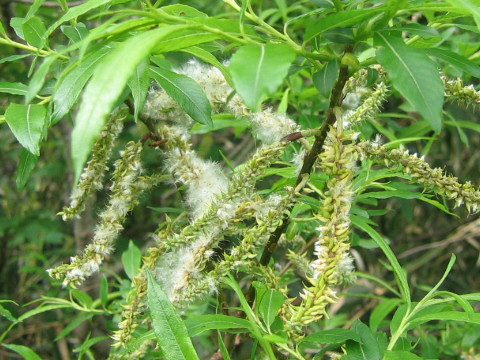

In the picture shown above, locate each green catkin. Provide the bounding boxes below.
[343,81,388,127]
[112,233,169,347]
[286,126,357,331]
[173,189,295,304]
[113,141,289,347]
[48,142,153,288]
[343,65,387,95]
[442,76,480,106]
[60,113,124,221]
[360,141,480,213]
[157,124,229,219]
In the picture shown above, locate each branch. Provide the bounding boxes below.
[252,46,354,297]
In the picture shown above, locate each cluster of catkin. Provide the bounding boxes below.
[47,58,480,356]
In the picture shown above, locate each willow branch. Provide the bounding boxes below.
[254,45,354,289]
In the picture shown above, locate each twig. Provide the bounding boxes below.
[246,45,354,302]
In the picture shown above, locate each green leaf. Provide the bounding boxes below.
[0,304,16,322]
[421,254,456,304]
[100,275,109,308]
[313,60,339,97]
[425,48,480,78]
[0,54,31,65]
[0,19,5,36]
[71,289,93,308]
[3,344,42,360]
[445,120,480,133]
[217,332,231,360]
[375,33,444,132]
[44,0,112,39]
[121,240,141,280]
[185,314,252,337]
[419,196,456,216]
[304,8,385,42]
[344,321,381,360]
[351,215,410,304]
[73,335,109,354]
[146,270,199,360]
[384,350,423,360]
[259,289,284,327]
[408,311,480,327]
[301,329,362,345]
[390,304,408,335]
[161,4,208,17]
[392,24,440,38]
[127,60,149,122]
[5,103,47,156]
[228,43,296,110]
[72,25,191,183]
[25,0,46,20]
[61,22,89,43]
[26,55,57,103]
[21,16,46,48]
[152,29,219,54]
[0,82,28,95]
[263,334,290,344]
[17,304,73,323]
[16,149,38,190]
[357,190,424,200]
[55,314,93,341]
[252,281,268,317]
[10,17,25,39]
[443,0,480,30]
[369,299,400,332]
[150,65,212,126]
[52,46,111,123]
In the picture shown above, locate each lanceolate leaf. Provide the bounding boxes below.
[228,43,296,110]
[26,55,57,103]
[384,351,423,360]
[3,344,42,360]
[0,19,5,36]
[72,25,193,183]
[61,22,90,43]
[150,65,212,126]
[146,270,199,360]
[304,8,385,42]
[16,149,39,190]
[151,29,219,55]
[53,46,112,123]
[344,321,381,360]
[443,0,480,29]
[375,33,444,132]
[301,329,362,345]
[258,289,284,327]
[185,314,252,337]
[44,0,112,39]
[313,59,339,97]
[351,214,410,305]
[121,241,141,280]
[0,82,28,96]
[369,298,401,332]
[127,60,150,122]
[425,48,480,78]
[5,103,47,156]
